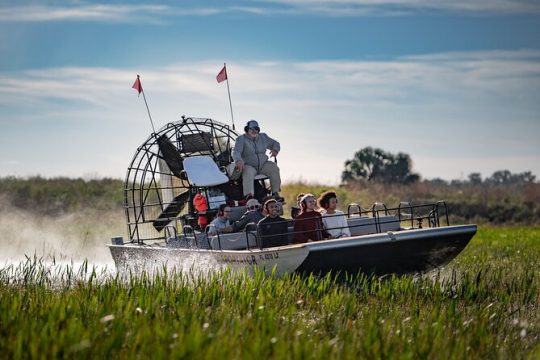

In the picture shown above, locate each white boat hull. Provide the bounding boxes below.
[108,225,477,276]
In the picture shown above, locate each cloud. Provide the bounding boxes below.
[0,3,227,24]
[261,0,540,15]
[0,4,172,23]
[3,50,538,109]
[0,0,538,23]
[1,50,539,182]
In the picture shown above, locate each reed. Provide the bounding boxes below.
[0,227,538,359]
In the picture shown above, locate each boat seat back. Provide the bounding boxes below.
[182,155,229,187]
[347,215,400,236]
[229,206,247,222]
[209,232,258,250]
[180,132,213,154]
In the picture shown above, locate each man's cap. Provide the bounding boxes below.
[246,120,260,131]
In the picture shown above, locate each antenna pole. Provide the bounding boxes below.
[134,74,156,134]
[224,63,235,130]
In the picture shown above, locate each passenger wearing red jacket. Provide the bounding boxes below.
[293,194,329,244]
[193,191,208,230]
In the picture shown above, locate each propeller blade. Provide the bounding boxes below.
[153,191,190,232]
[157,135,184,178]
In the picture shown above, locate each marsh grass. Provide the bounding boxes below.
[0,227,539,359]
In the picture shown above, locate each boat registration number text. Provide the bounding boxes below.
[217,252,280,265]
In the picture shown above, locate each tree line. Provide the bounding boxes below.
[342,146,537,186]
[0,149,538,225]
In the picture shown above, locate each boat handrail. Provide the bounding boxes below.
[347,203,362,217]
[163,225,178,244]
[434,201,450,227]
[398,201,415,228]
[245,223,258,250]
[135,201,453,247]
[205,224,221,250]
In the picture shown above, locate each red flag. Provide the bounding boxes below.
[216,65,227,83]
[132,75,143,94]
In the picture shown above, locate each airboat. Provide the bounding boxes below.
[108,117,476,276]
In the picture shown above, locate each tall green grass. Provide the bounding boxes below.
[0,227,538,359]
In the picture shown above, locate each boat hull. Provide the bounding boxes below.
[297,224,476,275]
[108,225,476,276]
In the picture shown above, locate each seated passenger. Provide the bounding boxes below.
[232,199,264,232]
[290,192,304,219]
[257,199,289,248]
[261,195,284,217]
[207,204,234,236]
[293,194,329,244]
[318,191,351,239]
[193,190,209,230]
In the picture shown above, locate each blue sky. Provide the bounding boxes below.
[1,0,539,184]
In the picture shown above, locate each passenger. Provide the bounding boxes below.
[232,120,283,201]
[293,194,330,244]
[193,190,209,230]
[207,204,233,236]
[232,198,264,232]
[257,199,289,248]
[261,195,284,217]
[290,192,305,219]
[318,191,351,239]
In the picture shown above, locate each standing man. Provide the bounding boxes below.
[232,120,282,201]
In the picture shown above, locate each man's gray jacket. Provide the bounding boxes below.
[232,133,280,171]
[233,210,265,232]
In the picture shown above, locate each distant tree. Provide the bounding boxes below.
[450,179,464,186]
[486,170,536,185]
[468,172,482,185]
[514,171,536,184]
[341,147,420,184]
[488,170,513,185]
[426,178,448,185]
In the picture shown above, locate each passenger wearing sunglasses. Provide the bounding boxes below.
[232,198,264,232]
[232,120,283,201]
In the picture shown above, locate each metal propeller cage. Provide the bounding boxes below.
[124,117,239,243]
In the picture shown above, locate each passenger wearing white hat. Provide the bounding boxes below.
[232,198,264,232]
[232,120,282,200]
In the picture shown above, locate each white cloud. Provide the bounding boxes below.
[261,0,540,15]
[0,50,539,182]
[0,4,173,23]
[0,0,538,23]
[0,4,228,24]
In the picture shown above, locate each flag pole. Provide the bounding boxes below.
[224,63,235,130]
[136,75,156,134]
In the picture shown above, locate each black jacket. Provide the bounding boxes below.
[257,216,289,248]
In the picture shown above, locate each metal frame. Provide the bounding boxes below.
[124,117,239,244]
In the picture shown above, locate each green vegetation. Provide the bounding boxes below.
[0,176,124,215]
[282,181,540,225]
[1,177,539,226]
[0,227,538,358]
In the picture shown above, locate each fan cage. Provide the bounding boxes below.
[124,117,238,243]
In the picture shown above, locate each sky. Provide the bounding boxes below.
[0,0,539,185]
